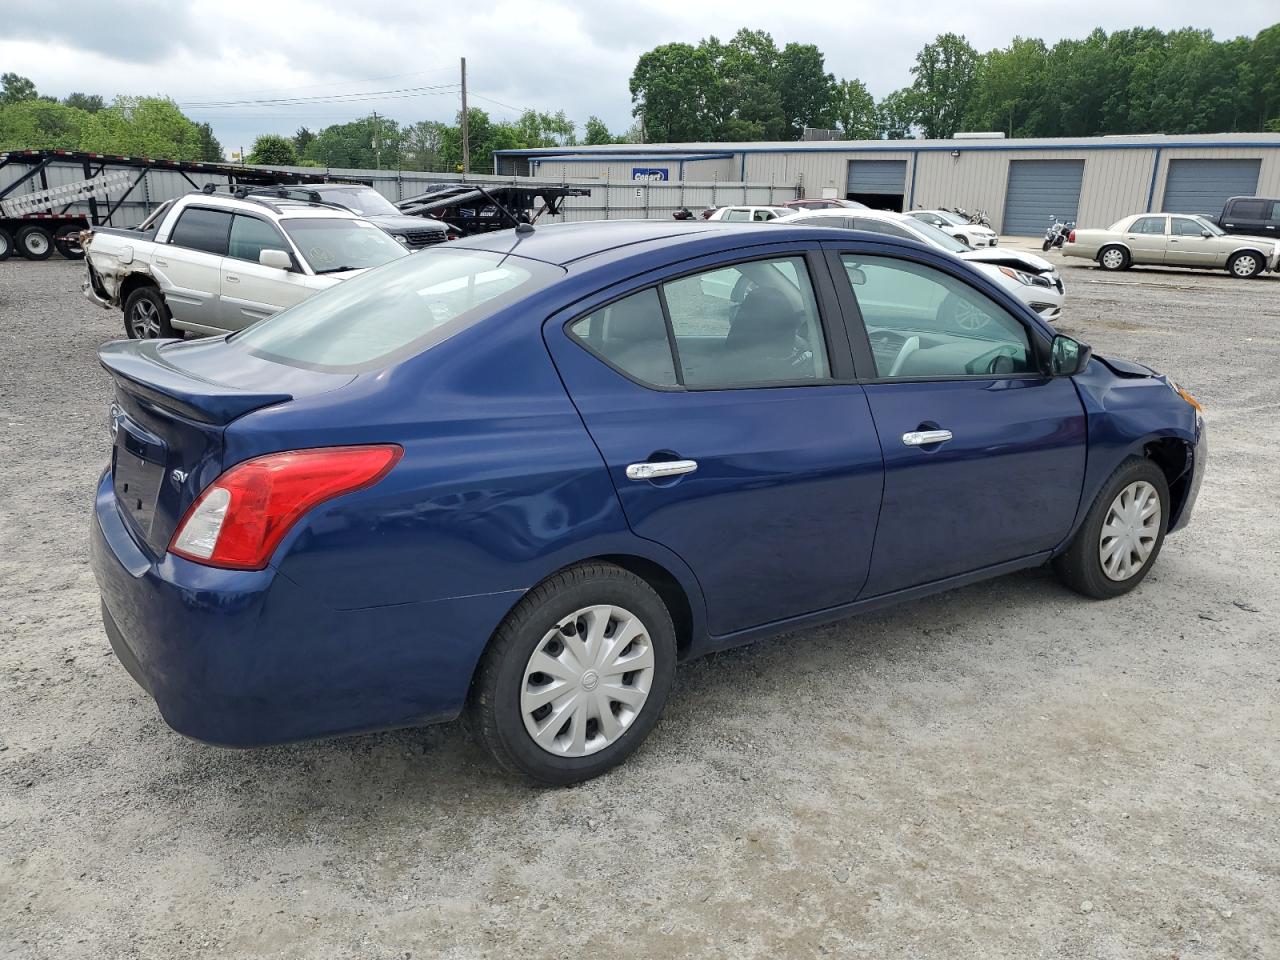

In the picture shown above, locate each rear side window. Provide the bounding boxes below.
[228,215,290,263]
[233,249,563,371]
[169,207,232,255]
[1130,216,1166,235]
[722,209,750,222]
[569,256,830,389]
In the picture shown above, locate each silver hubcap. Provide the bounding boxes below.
[1099,480,1161,581]
[25,233,49,255]
[1101,249,1124,269]
[520,604,655,757]
[1232,256,1256,277]
[130,300,161,338]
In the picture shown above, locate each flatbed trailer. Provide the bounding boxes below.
[0,149,332,261]
[396,183,590,235]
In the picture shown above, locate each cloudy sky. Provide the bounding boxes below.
[4,0,1277,154]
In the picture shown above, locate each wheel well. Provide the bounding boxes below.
[118,273,159,306]
[598,554,695,653]
[1144,437,1192,524]
[1097,243,1128,260]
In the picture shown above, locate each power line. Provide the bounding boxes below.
[178,67,458,101]
[468,92,536,115]
[180,82,460,109]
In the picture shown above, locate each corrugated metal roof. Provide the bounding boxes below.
[497,132,1280,157]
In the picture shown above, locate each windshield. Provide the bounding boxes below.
[280,218,407,273]
[325,187,401,217]
[232,248,564,371]
[901,217,971,253]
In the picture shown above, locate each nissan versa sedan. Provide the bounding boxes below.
[1063,213,1279,277]
[91,220,1206,785]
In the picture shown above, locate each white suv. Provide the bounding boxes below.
[84,192,408,338]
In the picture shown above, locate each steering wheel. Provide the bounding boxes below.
[888,335,920,377]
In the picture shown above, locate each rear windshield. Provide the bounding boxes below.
[232,248,564,371]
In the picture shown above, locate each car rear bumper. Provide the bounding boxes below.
[90,470,516,747]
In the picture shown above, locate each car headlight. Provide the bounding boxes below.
[998,265,1036,285]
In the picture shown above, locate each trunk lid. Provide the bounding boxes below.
[99,337,352,555]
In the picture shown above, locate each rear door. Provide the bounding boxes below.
[1122,215,1168,265]
[825,244,1087,596]
[545,245,884,637]
[219,214,314,329]
[159,206,232,328]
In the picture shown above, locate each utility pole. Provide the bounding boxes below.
[372,111,382,171]
[460,57,470,175]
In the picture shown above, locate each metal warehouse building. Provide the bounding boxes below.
[494,133,1280,235]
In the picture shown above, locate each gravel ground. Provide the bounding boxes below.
[1,252,1277,960]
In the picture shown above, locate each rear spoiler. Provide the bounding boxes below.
[99,340,292,425]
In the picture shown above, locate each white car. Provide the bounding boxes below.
[779,208,1064,322]
[705,205,793,223]
[84,192,408,338]
[909,209,999,247]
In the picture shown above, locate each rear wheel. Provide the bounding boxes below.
[1053,456,1169,599]
[1098,245,1130,271]
[15,225,53,260]
[469,562,677,785]
[1227,251,1263,279]
[123,286,178,339]
[53,225,86,260]
[0,228,12,261]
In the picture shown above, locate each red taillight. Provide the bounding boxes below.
[169,445,402,570]
[1067,229,1076,243]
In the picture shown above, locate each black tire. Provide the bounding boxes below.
[53,225,86,260]
[122,285,178,339]
[1097,245,1130,271]
[0,228,12,262]
[469,562,677,785]
[956,234,970,247]
[1227,251,1264,279]
[1042,238,1053,252]
[15,225,54,260]
[1052,456,1170,600]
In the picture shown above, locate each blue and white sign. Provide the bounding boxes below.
[632,167,670,182]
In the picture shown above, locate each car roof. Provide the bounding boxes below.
[785,207,911,223]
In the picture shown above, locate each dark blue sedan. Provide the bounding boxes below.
[91,221,1206,784]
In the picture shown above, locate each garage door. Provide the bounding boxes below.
[1161,159,1261,216]
[1002,159,1085,236]
[847,160,907,195]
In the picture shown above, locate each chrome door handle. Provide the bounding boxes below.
[225,275,240,283]
[626,459,698,481]
[902,429,952,446]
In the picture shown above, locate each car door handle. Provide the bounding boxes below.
[225,274,240,283]
[625,460,698,481]
[153,257,167,267]
[902,429,953,447]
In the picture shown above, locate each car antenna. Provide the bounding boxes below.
[471,184,534,234]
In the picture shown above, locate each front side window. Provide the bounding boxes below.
[228,215,291,263]
[279,218,407,273]
[854,218,918,241]
[840,254,1033,379]
[568,256,831,389]
[1171,217,1207,237]
[1130,216,1167,235]
[232,249,563,371]
[753,209,777,222]
[1230,199,1268,219]
[168,207,233,255]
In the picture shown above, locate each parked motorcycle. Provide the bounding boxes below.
[672,207,695,221]
[1043,215,1075,251]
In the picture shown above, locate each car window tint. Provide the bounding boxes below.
[793,216,852,228]
[1231,199,1268,219]
[840,254,1032,379]
[753,210,775,221]
[854,218,915,240]
[1171,217,1206,237]
[1130,216,1166,235]
[228,215,290,263]
[723,209,750,222]
[1270,201,1280,220]
[662,256,830,387]
[568,289,677,387]
[169,207,232,255]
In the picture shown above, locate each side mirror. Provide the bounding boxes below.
[259,249,292,270]
[1049,334,1092,377]
[1201,230,1212,239]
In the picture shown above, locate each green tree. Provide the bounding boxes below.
[831,78,877,139]
[80,96,207,160]
[62,92,105,113]
[293,126,315,154]
[195,122,223,162]
[302,115,402,169]
[0,98,88,150]
[514,109,576,147]
[964,37,1049,136]
[1248,24,1280,130]
[583,115,614,145]
[876,88,919,139]
[630,41,718,142]
[777,42,836,138]
[247,133,297,165]
[909,33,978,138]
[716,29,787,140]
[1,72,38,104]
[401,119,448,170]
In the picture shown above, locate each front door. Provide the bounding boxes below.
[1165,216,1220,268]
[826,246,1087,597]
[219,214,314,330]
[158,205,232,328]
[546,248,884,637]
[1122,215,1169,265]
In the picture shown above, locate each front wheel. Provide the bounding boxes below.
[1227,251,1263,279]
[469,563,677,785]
[1053,457,1169,599]
[1042,238,1053,252]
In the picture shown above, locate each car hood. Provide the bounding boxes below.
[960,248,1055,273]
[364,214,448,234]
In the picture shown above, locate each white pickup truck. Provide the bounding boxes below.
[83,192,408,339]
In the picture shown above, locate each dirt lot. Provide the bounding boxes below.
[1,251,1277,960]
